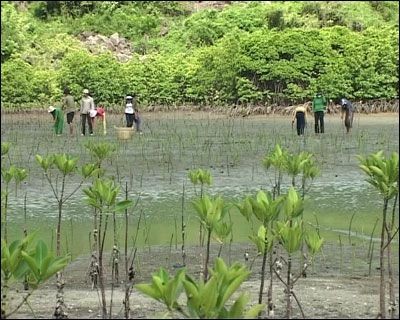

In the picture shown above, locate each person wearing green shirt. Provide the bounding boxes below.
[312,92,327,134]
[48,106,64,136]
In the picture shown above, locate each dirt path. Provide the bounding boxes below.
[6,276,387,319]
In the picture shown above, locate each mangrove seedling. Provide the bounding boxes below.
[84,141,117,176]
[188,168,213,247]
[358,151,399,319]
[263,144,288,198]
[299,154,320,200]
[192,195,229,282]
[1,234,70,319]
[84,141,117,288]
[35,153,97,318]
[275,187,324,319]
[1,165,28,244]
[135,257,265,319]
[83,178,132,319]
[236,190,283,316]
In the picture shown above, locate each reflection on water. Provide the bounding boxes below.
[2,113,399,257]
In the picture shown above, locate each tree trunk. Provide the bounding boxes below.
[267,250,275,316]
[203,229,212,282]
[258,248,268,304]
[98,213,108,318]
[387,193,397,319]
[286,254,292,319]
[379,199,388,319]
[124,182,131,319]
[1,278,9,319]
[54,200,67,319]
[53,272,67,319]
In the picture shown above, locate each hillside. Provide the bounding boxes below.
[1,1,399,110]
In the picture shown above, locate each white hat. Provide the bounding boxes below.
[83,89,89,94]
[48,106,55,113]
[126,95,133,99]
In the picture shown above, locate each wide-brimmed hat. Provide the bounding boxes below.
[83,89,89,94]
[48,106,55,113]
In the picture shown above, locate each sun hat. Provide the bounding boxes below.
[83,89,89,94]
[48,106,55,113]
[126,95,133,99]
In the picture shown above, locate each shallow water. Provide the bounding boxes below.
[1,112,399,258]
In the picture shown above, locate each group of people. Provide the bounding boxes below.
[291,93,354,136]
[49,88,353,137]
[48,89,141,136]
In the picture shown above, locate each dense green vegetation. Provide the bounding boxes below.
[1,1,399,110]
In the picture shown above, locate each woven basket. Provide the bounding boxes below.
[115,127,134,140]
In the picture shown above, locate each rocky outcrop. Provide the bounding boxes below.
[78,32,133,62]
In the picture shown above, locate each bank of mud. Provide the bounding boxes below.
[7,242,399,319]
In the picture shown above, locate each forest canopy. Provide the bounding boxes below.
[1,1,399,110]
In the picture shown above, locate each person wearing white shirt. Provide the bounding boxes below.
[291,105,308,136]
[124,94,142,133]
[80,89,95,136]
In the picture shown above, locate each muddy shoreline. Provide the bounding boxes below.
[6,242,399,319]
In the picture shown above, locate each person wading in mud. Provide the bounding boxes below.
[124,94,142,134]
[291,104,308,136]
[48,106,64,136]
[312,92,327,134]
[80,89,95,136]
[340,98,354,134]
[62,87,76,136]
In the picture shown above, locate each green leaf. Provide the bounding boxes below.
[220,270,249,307]
[42,256,69,281]
[228,293,248,318]
[34,240,48,266]
[115,200,132,212]
[244,303,266,318]
[136,283,161,300]
[21,251,40,281]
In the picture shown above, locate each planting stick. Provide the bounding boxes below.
[368,242,375,276]
[181,181,186,266]
[88,232,92,254]
[168,233,174,265]
[23,192,27,237]
[338,235,343,274]
[228,211,233,265]
[367,218,379,260]
[348,213,356,245]
[69,218,74,260]
[123,181,131,319]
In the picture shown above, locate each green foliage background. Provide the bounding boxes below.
[1,1,399,110]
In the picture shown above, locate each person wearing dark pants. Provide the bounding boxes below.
[312,92,327,134]
[81,113,93,136]
[80,89,95,136]
[124,94,142,133]
[62,87,76,136]
[125,113,134,128]
[314,111,324,134]
[291,105,307,136]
